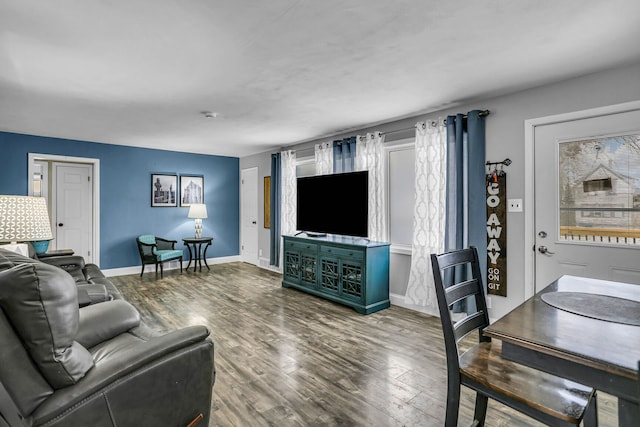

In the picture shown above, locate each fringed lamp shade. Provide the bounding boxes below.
[0,196,53,243]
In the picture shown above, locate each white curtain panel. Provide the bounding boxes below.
[314,141,333,175]
[355,132,386,242]
[280,150,297,265]
[404,120,446,313]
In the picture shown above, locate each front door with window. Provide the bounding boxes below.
[534,107,640,291]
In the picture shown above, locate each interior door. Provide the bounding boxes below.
[53,163,93,262]
[241,167,259,265]
[534,107,640,291]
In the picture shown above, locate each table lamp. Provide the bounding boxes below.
[0,195,53,254]
[188,204,207,238]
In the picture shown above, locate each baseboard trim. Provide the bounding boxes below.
[102,255,242,277]
[390,292,497,323]
[389,292,440,317]
[257,257,282,273]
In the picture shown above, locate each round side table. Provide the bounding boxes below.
[182,237,213,272]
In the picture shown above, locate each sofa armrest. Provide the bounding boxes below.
[32,326,214,426]
[77,300,141,348]
[83,263,106,280]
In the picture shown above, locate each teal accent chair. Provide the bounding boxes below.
[136,235,183,279]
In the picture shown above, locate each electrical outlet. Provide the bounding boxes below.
[486,296,492,309]
[508,198,523,212]
[259,249,263,257]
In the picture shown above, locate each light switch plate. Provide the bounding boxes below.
[508,199,523,212]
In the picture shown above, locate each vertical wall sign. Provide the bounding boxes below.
[486,170,507,296]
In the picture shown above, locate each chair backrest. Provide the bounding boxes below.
[430,247,490,370]
[137,235,156,246]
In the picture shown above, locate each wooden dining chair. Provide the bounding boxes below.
[430,247,598,427]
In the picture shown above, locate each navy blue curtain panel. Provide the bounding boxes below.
[333,137,357,173]
[445,110,486,312]
[467,111,487,284]
[269,153,282,266]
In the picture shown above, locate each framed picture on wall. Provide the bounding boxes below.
[151,174,178,207]
[264,176,271,229]
[180,175,204,207]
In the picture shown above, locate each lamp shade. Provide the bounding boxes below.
[188,204,208,219]
[0,195,53,242]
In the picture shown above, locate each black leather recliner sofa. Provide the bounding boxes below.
[0,249,215,427]
[38,255,123,306]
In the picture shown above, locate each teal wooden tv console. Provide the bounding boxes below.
[282,234,390,314]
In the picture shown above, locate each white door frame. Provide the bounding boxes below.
[523,100,640,299]
[240,166,259,265]
[28,153,100,265]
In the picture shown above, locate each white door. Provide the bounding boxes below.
[534,107,640,291]
[241,167,259,265]
[53,163,94,262]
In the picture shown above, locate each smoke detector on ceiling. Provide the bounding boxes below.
[201,111,218,119]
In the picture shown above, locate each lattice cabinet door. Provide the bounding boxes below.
[299,253,318,287]
[319,256,340,295]
[284,251,301,283]
[339,260,364,302]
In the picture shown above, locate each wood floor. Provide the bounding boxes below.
[110,262,618,427]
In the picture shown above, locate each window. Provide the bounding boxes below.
[558,133,640,246]
[385,139,415,253]
[294,142,417,253]
[296,157,315,177]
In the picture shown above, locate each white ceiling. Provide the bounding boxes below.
[1,0,639,158]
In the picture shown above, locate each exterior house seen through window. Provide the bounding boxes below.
[559,133,640,245]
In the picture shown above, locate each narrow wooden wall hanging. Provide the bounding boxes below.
[486,159,510,297]
[264,176,271,229]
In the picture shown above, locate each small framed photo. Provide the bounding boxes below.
[151,174,178,207]
[180,175,204,207]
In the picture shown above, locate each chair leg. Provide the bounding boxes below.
[140,264,145,277]
[160,262,164,279]
[473,393,489,427]
[444,377,461,427]
[583,393,598,427]
[180,257,183,274]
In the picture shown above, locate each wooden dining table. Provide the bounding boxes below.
[484,275,640,426]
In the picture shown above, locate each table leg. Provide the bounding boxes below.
[185,244,194,271]
[202,242,211,270]
[194,243,201,272]
[619,398,639,426]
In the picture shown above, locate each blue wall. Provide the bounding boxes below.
[0,131,240,269]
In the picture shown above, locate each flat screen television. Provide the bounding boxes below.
[296,171,368,238]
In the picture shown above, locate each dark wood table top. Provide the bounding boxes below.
[484,275,640,381]
[182,237,213,243]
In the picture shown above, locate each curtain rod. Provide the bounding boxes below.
[383,109,491,136]
[290,109,490,154]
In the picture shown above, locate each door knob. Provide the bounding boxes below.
[537,246,555,255]
[58,223,64,227]
[252,221,257,224]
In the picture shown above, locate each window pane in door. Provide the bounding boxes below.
[558,133,640,246]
